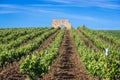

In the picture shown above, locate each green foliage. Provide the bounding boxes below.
[99,30,120,39]
[0,28,58,70]
[20,28,65,79]
[72,27,120,79]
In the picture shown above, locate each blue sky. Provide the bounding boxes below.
[0,0,120,29]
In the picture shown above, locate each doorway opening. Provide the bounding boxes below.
[61,25,65,29]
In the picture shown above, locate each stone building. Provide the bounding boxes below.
[52,19,71,29]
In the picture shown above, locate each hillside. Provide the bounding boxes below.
[0,27,119,80]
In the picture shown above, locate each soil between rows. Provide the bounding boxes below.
[0,29,61,80]
[40,30,97,80]
[76,30,100,52]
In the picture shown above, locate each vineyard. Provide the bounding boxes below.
[0,27,120,80]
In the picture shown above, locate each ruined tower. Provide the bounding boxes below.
[52,19,71,29]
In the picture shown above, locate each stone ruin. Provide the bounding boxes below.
[52,19,71,29]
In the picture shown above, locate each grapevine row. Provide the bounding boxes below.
[0,28,58,70]
[0,28,43,44]
[0,28,50,51]
[79,27,120,79]
[20,28,65,79]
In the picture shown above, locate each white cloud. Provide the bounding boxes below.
[48,0,70,4]
[45,0,120,9]
[0,4,17,8]
[0,3,118,25]
[0,4,22,14]
[0,4,64,15]
[0,10,18,14]
[0,4,105,22]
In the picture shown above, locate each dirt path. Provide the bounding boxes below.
[0,29,61,80]
[42,30,96,80]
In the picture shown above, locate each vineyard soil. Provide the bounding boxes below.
[0,29,60,80]
[0,28,119,80]
[76,30,100,52]
[40,30,97,80]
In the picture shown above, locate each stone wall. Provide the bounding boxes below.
[52,19,71,29]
